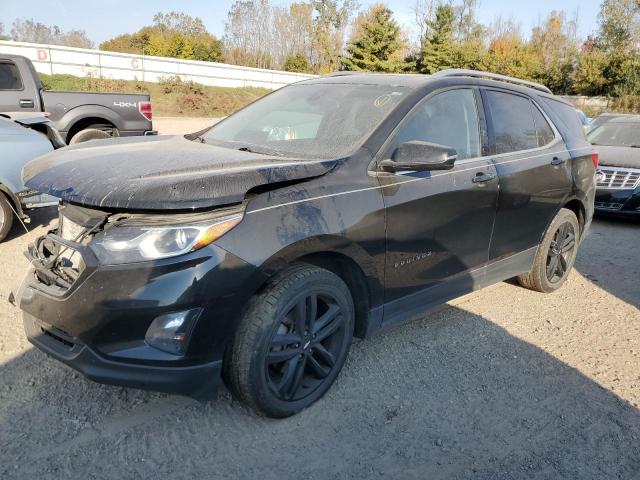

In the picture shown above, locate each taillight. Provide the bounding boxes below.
[591,149,599,169]
[139,101,152,121]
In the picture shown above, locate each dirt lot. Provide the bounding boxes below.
[153,116,218,135]
[0,150,638,477]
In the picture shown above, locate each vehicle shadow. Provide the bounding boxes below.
[1,305,638,479]
[574,216,640,309]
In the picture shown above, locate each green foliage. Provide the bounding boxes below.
[283,53,311,72]
[100,12,223,62]
[417,4,456,74]
[38,73,268,117]
[341,5,406,72]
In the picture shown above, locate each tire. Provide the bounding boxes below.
[224,263,355,418]
[518,208,580,293]
[69,128,113,144]
[0,194,14,242]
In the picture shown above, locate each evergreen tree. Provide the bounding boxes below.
[341,5,406,73]
[417,4,456,74]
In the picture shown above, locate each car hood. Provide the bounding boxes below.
[23,135,337,211]
[594,145,640,169]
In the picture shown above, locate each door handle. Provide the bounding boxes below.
[472,172,495,184]
[19,99,35,108]
[551,156,566,166]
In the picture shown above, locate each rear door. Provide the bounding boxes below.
[0,60,38,112]
[481,88,572,267]
[379,87,499,324]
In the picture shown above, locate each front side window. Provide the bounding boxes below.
[485,90,539,154]
[202,83,408,159]
[0,62,23,90]
[392,89,481,160]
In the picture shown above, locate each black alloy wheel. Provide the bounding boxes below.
[224,263,354,417]
[266,292,346,401]
[546,221,576,284]
[517,208,580,293]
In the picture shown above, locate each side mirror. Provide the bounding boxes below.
[379,141,457,172]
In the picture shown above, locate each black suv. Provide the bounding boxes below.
[18,70,596,417]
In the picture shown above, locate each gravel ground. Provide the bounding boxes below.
[0,208,638,479]
[153,116,219,135]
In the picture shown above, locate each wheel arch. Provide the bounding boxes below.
[249,235,383,339]
[66,116,118,143]
[57,105,123,141]
[562,198,586,234]
[0,183,24,218]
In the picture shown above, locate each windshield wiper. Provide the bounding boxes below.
[237,146,285,157]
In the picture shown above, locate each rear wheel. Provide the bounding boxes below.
[0,194,14,242]
[518,208,580,293]
[224,263,354,417]
[69,128,113,144]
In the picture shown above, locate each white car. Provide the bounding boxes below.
[0,112,63,241]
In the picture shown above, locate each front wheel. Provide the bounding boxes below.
[518,208,580,293]
[0,194,14,242]
[223,263,354,418]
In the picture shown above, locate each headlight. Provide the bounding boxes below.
[90,214,242,265]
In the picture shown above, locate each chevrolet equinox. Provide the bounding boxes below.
[18,70,597,417]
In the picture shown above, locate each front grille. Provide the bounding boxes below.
[597,167,640,190]
[595,201,623,210]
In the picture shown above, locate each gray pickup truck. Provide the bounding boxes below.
[0,54,156,143]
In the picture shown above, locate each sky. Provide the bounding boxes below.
[0,0,601,46]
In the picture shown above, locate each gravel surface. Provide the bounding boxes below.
[153,117,219,135]
[1,209,639,479]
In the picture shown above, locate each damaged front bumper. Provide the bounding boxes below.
[18,210,264,398]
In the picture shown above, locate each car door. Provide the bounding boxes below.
[480,88,572,270]
[376,87,499,325]
[0,60,38,112]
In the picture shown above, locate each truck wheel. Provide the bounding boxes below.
[518,208,580,293]
[69,128,113,144]
[0,194,14,242]
[224,263,354,418]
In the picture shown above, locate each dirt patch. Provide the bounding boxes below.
[0,208,638,479]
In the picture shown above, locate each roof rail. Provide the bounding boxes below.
[431,69,552,94]
[323,71,360,77]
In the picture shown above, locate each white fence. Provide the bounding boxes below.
[0,40,315,89]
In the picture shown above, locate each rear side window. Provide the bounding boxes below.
[530,103,555,146]
[485,90,538,154]
[0,62,23,90]
[539,97,586,140]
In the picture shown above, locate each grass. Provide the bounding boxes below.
[39,73,269,117]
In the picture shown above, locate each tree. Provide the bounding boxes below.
[101,12,223,62]
[597,0,640,52]
[284,53,311,72]
[312,0,359,72]
[341,4,406,72]
[530,11,579,94]
[10,18,93,48]
[224,0,274,68]
[417,4,456,74]
[0,23,9,41]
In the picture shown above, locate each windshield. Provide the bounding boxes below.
[588,122,640,147]
[201,83,408,159]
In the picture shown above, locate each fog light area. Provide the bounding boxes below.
[145,308,202,355]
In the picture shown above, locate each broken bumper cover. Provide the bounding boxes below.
[19,229,264,398]
[23,313,222,397]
